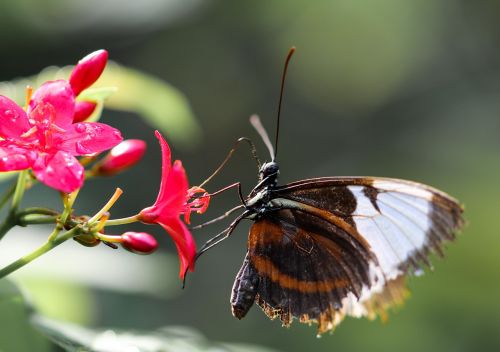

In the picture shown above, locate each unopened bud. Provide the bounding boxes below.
[121,232,158,254]
[95,139,146,176]
[73,101,97,122]
[69,49,108,96]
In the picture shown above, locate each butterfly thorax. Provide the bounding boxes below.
[245,161,280,219]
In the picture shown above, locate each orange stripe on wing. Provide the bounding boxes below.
[251,255,349,293]
[248,219,284,248]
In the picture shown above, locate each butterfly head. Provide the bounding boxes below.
[259,161,279,184]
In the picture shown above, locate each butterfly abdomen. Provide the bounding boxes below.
[231,253,260,319]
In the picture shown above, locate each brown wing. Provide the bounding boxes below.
[231,208,377,334]
[231,177,464,334]
[272,176,464,279]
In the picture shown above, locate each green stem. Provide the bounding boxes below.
[0,181,17,212]
[104,214,140,226]
[11,171,27,212]
[60,190,79,226]
[0,217,15,242]
[0,227,80,279]
[0,171,33,241]
[17,207,59,217]
[96,233,123,243]
[18,214,58,226]
[47,226,62,242]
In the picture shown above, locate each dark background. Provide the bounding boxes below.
[0,0,499,351]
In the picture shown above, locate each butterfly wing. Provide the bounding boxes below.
[230,177,464,334]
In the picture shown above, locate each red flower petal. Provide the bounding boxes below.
[156,160,189,217]
[138,159,188,223]
[73,101,97,123]
[0,143,35,171]
[29,81,75,128]
[69,50,108,96]
[32,151,84,193]
[59,122,123,155]
[0,96,30,139]
[153,131,174,205]
[158,218,196,279]
[138,131,207,281]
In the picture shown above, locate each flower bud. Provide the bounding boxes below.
[73,101,97,123]
[95,139,146,176]
[69,49,108,96]
[121,232,158,255]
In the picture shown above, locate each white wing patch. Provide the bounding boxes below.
[338,180,462,324]
[348,185,432,280]
[342,183,435,319]
[370,180,434,200]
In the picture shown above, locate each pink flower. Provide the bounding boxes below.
[138,131,210,279]
[0,80,122,192]
[95,139,147,176]
[121,232,158,255]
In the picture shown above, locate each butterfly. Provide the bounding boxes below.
[192,47,465,335]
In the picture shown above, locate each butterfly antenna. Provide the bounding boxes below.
[274,46,296,161]
[198,137,261,189]
[250,114,274,160]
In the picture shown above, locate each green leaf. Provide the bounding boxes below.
[0,62,201,149]
[95,63,202,148]
[78,87,118,102]
[33,316,280,352]
[0,279,51,352]
[76,87,118,122]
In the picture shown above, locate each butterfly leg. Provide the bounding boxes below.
[191,204,245,230]
[195,210,252,260]
[207,182,246,207]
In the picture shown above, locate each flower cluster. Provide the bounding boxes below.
[0,50,212,282]
[0,50,121,192]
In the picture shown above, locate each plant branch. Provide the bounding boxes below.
[0,226,81,279]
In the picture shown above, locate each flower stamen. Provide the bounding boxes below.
[20,126,38,139]
[24,86,33,111]
[88,188,123,225]
[181,186,211,224]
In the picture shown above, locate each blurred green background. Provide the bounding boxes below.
[0,0,499,351]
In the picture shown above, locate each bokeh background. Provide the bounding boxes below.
[0,0,499,351]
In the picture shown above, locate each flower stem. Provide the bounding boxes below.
[17,207,59,217]
[104,214,140,226]
[0,171,41,242]
[0,227,80,279]
[0,217,15,242]
[60,190,79,226]
[47,226,62,242]
[96,233,123,243]
[0,181,17,212]
[11,170,27,212]
[18,214,58,226]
